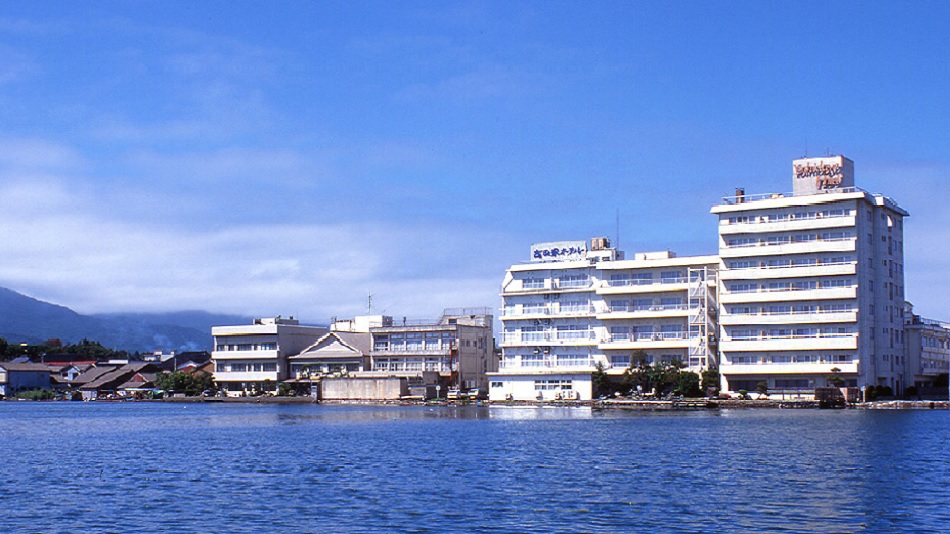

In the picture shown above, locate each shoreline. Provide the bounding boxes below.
[7,396,947,410]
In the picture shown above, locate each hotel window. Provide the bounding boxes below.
[260,342,277,351]
[406,333,424,351]
[262,363,277,372]
[230,363,247,372]
[661,271,684,283]
[631,273,653,285]
[522,278,544,289]
[236,344,253,351]
[558,274,589,288]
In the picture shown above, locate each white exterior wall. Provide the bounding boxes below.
[211,319,327,394]
[491,242,718,401]
[488,372,591,401]
[712,158,908,395]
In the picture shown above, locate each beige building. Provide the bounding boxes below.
[212,316,327,395]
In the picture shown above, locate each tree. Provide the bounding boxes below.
[676,371,702,397]
[623,359,684,397]
[155,371,214,396]
[592,362,612,397]
[701,367,720,395]
[827,367,845,387]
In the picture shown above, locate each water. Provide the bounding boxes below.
[1,403,948,533]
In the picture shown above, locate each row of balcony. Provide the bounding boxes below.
[509,277,717,294]
[721,332,859,352]
[719,286,856,304]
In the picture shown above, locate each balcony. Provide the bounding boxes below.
[370,346,453,357]
[501,329,597,347]
[505,278,594,295]
[500,304,594,318]
[722,362,859,376]
[720,237,856,258]
[719,286,856,304]
[719,215,856,235]
[497,357,597,372]
[597,278,706,295]
[719,262,857,281]
[596,304,689,320]
[598,331,692,350]
[721,332,859,352]
[719,310,858,326]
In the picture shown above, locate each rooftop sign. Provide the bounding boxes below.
[792,156,854,195]
[530,241,587,262]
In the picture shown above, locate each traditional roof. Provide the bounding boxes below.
[288,331,371,361]
[0,362,55,373]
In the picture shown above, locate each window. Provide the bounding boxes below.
[661,271,684,283]
[558,274,589,288]
[262,363,277,372]
[522,278,544,289]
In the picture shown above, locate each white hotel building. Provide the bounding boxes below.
[490,238,718,401]
[712,156,909,395]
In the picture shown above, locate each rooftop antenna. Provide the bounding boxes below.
[367,293,373,315]
[615,208,620,250]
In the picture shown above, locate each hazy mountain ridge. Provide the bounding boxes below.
[0,287,251,352]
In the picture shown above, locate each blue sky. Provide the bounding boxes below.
[1,1,948,323]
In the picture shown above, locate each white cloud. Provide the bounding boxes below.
[0,177,501,323]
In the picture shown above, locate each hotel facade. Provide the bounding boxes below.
[496,155,936,399]
[490,239,718,401]
[712,156,908,395]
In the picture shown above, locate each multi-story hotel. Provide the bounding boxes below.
[211,316,327,395]
[490,238,718,401]
[711,156,909,395]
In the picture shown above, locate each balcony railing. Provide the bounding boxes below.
[604,332,689,343]
[725,332,857,342]
[720,186,866,204]
[605,304,687,313]
[726,260,854,271]
[502,330,597,344]
[725,285,852,295]
[499,357,596,370]
[724,236,855,250]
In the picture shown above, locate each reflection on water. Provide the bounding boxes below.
[1,403,948,532]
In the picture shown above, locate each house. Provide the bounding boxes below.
[0,362,52,397]
[78,362,157,400]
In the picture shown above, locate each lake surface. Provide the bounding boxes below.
[1,403,947,533]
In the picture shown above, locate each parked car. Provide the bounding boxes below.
[466,388,487,400]
[446,388,461,400]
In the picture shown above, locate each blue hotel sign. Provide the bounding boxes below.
[531,241,588,262]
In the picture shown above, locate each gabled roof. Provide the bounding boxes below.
[80,363,157,391]
[0,362,55,373]
[288,331,371,361]
[71,365,121,386]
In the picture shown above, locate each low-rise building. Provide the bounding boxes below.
[211,316,327,396]
[904,302,950,393]
[0,362,52,397]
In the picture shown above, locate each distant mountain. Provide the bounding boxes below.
[0,287,252,353]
